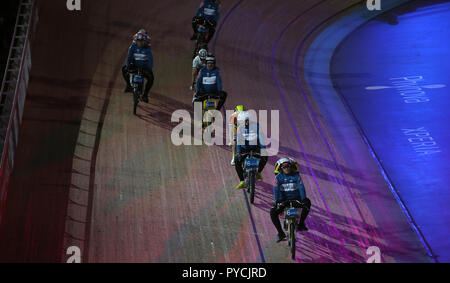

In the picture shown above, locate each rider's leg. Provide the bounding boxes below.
[234,154,245,181]
[255,155,268,181]
[208,27,216,42]
[192,92,205,104]
[122,65,132,92]
[206,20,217,43]
[234,155,247,189]
[216,91,228,110]
[258,155,268,174]
[205,27,216,44]
[298,198,311,227]
[230,125,237,165]
[143,69,154,100]
[191,16,202,39]
[270,204,287,241]
[232,135,237,158]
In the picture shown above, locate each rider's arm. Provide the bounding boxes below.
[147,47,154,70]
[236,126,244,154]
[296,175,306,201]
[126,44,135,67]
[192,68,198,86]
[216,72,223,92]
[273,175,281,203]
[214,10,220,23]
[228,115,236,144]
[257,124,266,149]
[196,70,203,93]
[195,3,204,17]
[192,58,200,85]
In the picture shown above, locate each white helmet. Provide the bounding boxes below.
[237,111,258,123]
[276,158,293,167]
[237,111,252,124]
[198,49,208,60]
[274,157,298,174]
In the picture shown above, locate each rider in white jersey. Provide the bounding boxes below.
[191,49,208,90]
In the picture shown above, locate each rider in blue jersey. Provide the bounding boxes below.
[191,0,221,41]
[122,30,154,103]
[193,54,227,111]
[234,111,268,189]
[271,158,311,242]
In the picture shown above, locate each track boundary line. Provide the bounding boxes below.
[330,41,438,262]
[270,0,351,262]
[295,0,436,262]
[293,0,379,254]
[83,53,126,263]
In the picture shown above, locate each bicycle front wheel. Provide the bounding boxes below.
[133,91,139,115]
[248,171,255,204]
[289,222,296,260]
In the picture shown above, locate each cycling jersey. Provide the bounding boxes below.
[126,42,153,70]
[195,0,220,23]
[274,172,306,202]
[196,67,222,94]
[236,123,266,153]
[193,55,206,69]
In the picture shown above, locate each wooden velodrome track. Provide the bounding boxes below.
[0,0,430,262]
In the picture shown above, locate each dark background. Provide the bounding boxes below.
[0,0,20,82]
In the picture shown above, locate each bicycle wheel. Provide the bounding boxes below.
[289,222,296,260]
[249,171,255,204]
[133,91,139,115]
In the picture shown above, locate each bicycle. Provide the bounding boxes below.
[129,67,145,115]
[242,150,261,204]
[282,200,302,260]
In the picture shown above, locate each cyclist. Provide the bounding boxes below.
[193,54,227,111]
[271,158,311,242]
[228,105,245,166]
[122,30,154,103]
[235,111,268,189]
[191,49,208,90]
[191,0,221,41]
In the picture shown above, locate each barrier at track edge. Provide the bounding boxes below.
[0,0,39,226]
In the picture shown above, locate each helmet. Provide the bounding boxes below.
[274,158,299,174]
[136,31,148,42]
[198,49,208,60]
[205,54,216,63]
[235,105,244,113]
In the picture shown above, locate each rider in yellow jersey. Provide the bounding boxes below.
[229,105,245,166]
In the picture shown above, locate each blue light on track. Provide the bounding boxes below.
[331,0,450,262]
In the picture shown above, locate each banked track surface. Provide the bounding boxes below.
[0,0,430,262]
